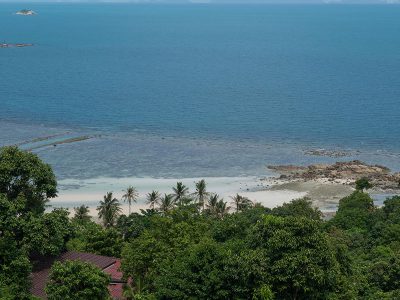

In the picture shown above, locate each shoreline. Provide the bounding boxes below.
[51,166,399,217]
[52,176,307,216]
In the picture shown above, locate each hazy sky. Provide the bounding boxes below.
[0,0,398,3]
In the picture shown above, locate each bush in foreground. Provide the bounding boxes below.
[46,260,110,300]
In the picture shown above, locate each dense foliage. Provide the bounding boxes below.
[46,260,110,300]
[1,146,400,299]
[0,147,69,299]
[0,146,57,214]
[117,194,400,299]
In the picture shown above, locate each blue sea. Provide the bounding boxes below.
[1,3,400,182]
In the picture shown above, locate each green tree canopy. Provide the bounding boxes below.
[154,238,265,299]
[72,205,91,224]
[121,213,212,294]
[67,221,122,257]
[117,213,151,240]
[0,146,57,214]
[0,194,32,299]
[330,191,375,230]
[23,208,71,256]
[355,177,373,191]
[97,192,122,228]
[250,215,342,300]
[272,197,322,220]
[383,196,400,223]
[0,146,67,298]
[0,194,70,298]
[46,260,110,300]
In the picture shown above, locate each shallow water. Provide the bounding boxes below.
[1,4,400,183]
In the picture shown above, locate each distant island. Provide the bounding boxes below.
[16,9,36,15]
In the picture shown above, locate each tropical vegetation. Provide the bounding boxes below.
[1,146,400,300]
[46,260,110,300]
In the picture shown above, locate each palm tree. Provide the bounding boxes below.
[172,182,189,206]
[193,179,209,211]
[97,192,122,227]
[158,194,175,215]
[207,194,230,218]
[206,193,220,214]
[215,199,230,219]
[241,197,254,211]
[230,193,253,213]
[122,186,139,215]
[72,205,91,223]
[230,194,242,213]
[146,190,161,209]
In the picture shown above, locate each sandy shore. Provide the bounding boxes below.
[51,174,393,217]
[53,176,306,216]
[268,179,354,212]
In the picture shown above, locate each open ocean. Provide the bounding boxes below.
[1,3,400,183]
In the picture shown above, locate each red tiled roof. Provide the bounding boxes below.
[60,251,116,270]
[104,260,125,299]
[31,251,125,299]
[104,259,123,280]
[30,256,57,299]
[108,282,125,300]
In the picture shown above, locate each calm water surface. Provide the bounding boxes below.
[1,4,400,180]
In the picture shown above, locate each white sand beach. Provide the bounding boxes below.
[53,176,307,216]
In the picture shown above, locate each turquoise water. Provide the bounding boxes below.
[1,4,400,180]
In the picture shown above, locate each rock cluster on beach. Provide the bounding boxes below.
[268,160,400,191]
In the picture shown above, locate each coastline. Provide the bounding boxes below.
[2,123,400,217]
[52,170,398,217]
[53,176,307,216]
[50,175,352,217]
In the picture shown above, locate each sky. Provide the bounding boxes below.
[0,0,398,3]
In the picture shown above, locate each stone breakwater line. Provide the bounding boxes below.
[0,43,33,48]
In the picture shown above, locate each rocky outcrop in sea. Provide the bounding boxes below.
[268,160,400,191]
